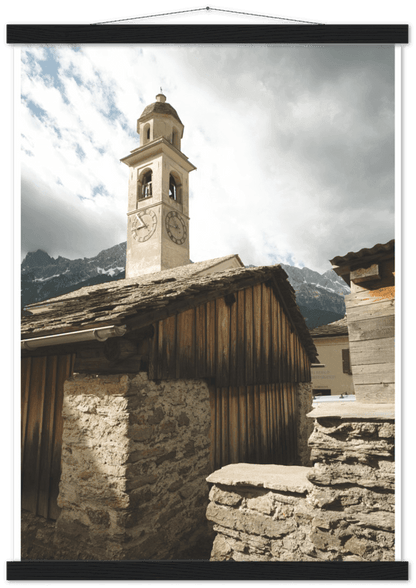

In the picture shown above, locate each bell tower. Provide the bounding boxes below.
[121,93,196,277]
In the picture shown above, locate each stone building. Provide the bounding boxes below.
[20,94,318,560]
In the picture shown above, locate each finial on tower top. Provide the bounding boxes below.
[156,93,166,103]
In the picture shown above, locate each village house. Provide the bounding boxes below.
[21,94,318,560]
[310,317,354,397]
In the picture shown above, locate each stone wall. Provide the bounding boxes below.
[51,372,213,560]
[21,510,58,560]
[206,403,395,562]
[296,382,314,466]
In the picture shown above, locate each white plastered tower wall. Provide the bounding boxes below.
[121,94,196,277]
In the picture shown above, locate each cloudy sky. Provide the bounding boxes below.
[20,43,395,273]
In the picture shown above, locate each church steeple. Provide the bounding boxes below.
[121,94,196,277]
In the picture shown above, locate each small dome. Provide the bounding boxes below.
[138,95,183,126]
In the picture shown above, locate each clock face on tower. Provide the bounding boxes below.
[131,209,157,242]
[165,211,187,245]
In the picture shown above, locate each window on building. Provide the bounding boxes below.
[147,127,150,140]
[141,171,152,199]
[313,389,331,396]
[169,174,177,200]
[342,348,352,374]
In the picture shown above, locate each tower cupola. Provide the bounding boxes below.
[137,93,184,150]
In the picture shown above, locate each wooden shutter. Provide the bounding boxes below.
[342,348,352,374]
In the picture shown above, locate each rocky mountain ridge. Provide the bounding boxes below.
[21,243,349,328]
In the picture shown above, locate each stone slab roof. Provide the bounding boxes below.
[330,239,394,268]
[310,316,348,338]
[22,256,318,362]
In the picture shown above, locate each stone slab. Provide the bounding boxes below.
[206,463,313,493]
[307,402,394,421]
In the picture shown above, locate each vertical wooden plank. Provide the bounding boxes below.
[229,297,238,386]
[238,385,248,462]
[221,386,229,466]
[271,293,280,383]
[271,383,282,464]
[304,349,311,382]
[236,290,246,387]
[259,384,268,463]
[293,336,299,383]
[21,356,47,514]
[291,382,298,464]
[280,305,287,383]
[247,385,256,462]
[253,384,262,463]
[216,297,231,387]
[253,284,262,385]
[245,288,254,385]
[49,353,74,521]
[215,386,223,470]
[279,382,289,464]
[195,305,207,378]
[206,301,216,378]
[176,308,196,379]
[21,357,31,462]
[298,338,304,381]
[229,386,239,464]
[148,320,159,380]
[289,330,295,384]
[267,384,274,463]
[156,320,165,380]
[159,315,177,379]
[261,283,272,385]
[282,382,292,464]
[37,355,58,519]
[209,384,216,472]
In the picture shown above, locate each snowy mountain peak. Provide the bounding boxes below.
[280,263,350,296]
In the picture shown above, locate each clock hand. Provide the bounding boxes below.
[135,213,148,230]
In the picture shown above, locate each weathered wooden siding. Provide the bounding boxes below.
[210,383,298,470]
[149,282,311,387]
[346,280,395,403]
[21,353,74,520]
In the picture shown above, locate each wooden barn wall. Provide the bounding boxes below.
[149,282,311,387]
[345,286,395,401]
[21,353,75,520]
[210,383,298,471]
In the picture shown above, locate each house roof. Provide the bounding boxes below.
[22,257,318,362]
[330,239,394,268]
[309,317,348,338]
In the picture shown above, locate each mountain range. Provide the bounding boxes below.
[21,243,349,328]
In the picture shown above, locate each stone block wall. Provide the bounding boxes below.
[206,404,395,562]
[296,382,314,466]
[52,372,213,560]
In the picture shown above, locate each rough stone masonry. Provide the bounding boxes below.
[207,403,395,562]
[51,372,212,560]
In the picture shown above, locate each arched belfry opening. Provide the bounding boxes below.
[169,172,182,203]
[143,123,151,144]
[138,169,153,200]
